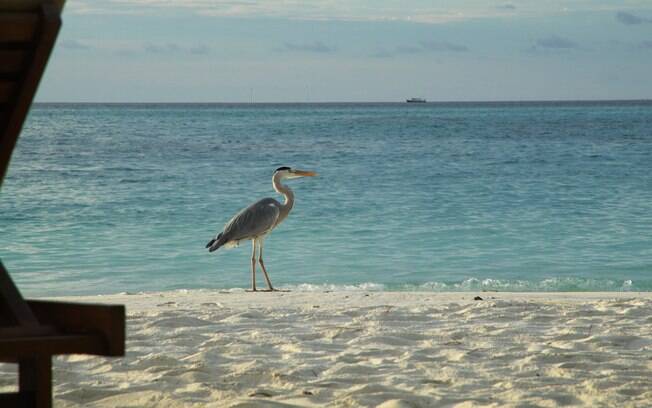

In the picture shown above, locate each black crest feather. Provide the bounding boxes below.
[275,166,291,172]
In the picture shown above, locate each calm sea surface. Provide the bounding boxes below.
[1,102,651,296]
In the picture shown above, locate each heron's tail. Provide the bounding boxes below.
[206,233,224,252]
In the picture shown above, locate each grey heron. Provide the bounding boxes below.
[205,166,317,291]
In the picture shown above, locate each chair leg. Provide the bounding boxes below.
[19,357,52,408]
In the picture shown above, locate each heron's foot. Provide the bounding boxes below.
[260,288,291,292]
[246,288,258,292]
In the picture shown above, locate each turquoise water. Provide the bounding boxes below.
[1,102,652,296]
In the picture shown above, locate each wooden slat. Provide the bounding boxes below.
[0,81,16,103]
[20,357,51,408]
[0,50,28,75]
[0,108,7,131]
[0,263,39,327]
[0,0,65,13]
[0,325,56,339]
[0,392,35,408]
[0,13,39,43]
[1,3,60,185]
[27,300,126,356]
[0,334,108,358]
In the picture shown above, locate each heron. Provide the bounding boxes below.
[205,166,317,291]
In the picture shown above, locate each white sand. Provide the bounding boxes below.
[2,291,652,407]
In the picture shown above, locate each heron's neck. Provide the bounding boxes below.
[273,175,294,213]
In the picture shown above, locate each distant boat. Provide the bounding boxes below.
[406,98,426,103]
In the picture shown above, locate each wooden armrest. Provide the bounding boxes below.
[0,334,109,358]
[0,325,56,339]
[26,300,125,356]
[0,392,34,407]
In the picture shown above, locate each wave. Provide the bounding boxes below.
[276,277,643,293]
[60,277,645,298]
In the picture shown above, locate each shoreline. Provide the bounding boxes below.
[48,290,652,315]
[4,291,651,407]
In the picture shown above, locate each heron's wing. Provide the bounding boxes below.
[221,198,281,242]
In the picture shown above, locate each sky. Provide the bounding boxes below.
[36,0,652,102]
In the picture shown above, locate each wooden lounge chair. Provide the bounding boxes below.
[0,1,126,407]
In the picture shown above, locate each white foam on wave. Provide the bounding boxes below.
[94,278,645,298]
[412,277,639,292]
[281,282,386,292]
[276,278,642,293]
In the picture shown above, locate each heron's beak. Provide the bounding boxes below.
[293,169,317,177]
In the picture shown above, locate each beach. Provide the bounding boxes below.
[2,290,651,407]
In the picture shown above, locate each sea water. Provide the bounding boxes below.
[1,102,651,296]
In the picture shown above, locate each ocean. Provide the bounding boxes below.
[1,101,651,296]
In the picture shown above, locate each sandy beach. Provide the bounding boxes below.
[2,291,652,407]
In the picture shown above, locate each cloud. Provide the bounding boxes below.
[73,0,479,23]
[189,44,210,55]
[144,42,211,55]
[421,41,469,52]
[64,1,652,27]
[370,49,393,58]
[615,11,651,25]
[145,43,181,53]
[395,45,422,54]
[282,41,335,53]
[60,39,92,50]
[533,35,579,50]
[65,0,557,24]
[371,40,469,58]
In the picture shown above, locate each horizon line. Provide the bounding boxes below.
[33,98,652,105]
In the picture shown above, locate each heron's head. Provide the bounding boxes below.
[274,166,318,180]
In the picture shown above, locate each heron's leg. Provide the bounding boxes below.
[250,239,257,291]
[258,239,275,291]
